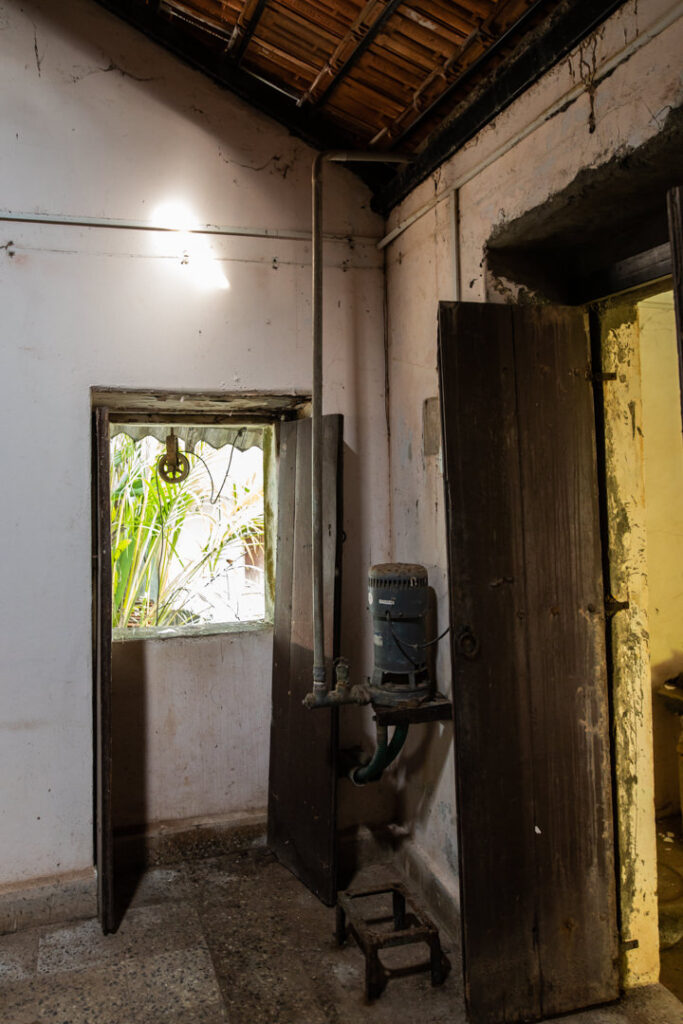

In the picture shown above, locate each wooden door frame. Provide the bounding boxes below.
[587,272,681,989]
[92,405,115,933]
[90,390,311,933]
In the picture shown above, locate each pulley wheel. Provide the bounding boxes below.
[157,451,190,484]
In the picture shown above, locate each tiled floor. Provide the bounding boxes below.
[1,838,682,1024]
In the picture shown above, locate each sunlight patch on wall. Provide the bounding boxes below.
[151,200,230,291]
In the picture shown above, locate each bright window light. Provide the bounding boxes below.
[110,429,265,631]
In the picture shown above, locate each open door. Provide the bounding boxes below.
[438,303,618,1023]
[92,406,115,934]
[267,415,342,906]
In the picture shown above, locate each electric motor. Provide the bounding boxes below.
[368,563,433,706]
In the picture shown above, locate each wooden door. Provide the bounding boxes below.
[267,415,343,905]
[92,406,115,934]
[438,302,618,1023]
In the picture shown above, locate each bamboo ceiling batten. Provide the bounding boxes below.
[95,1,547,143]
[94,0,629,209]
[153,0,540,145]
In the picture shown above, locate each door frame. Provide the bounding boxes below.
[90,388,309,933]
[588,275,680,988]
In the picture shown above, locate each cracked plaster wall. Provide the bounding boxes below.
[384,0,681,980]
[0,0,388,887]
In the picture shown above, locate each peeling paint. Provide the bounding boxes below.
[600,299,659,987]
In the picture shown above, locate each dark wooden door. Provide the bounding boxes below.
[92,406,115,934]
[267,415,343,905]
[438,302,618,1024]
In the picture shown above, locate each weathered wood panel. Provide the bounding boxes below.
[511,305,618,1016]
[93,406,115,935]
[267,415,342,906]
[438,302,541,1022]
[438,301,618,1023]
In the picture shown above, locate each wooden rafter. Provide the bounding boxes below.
[300,0,406,109]
[374,0,628,212]
[95,0,630,211]
[369,0,535,148]
[227,0,270,62]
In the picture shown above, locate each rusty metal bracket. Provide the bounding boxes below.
[604,593,630,617]
[590,371,618,382]
[336,883,449,1001]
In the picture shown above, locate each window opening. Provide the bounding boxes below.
[110,422,266,635]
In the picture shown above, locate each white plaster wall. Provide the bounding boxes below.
[385,0,683,929]
[0,0,388,885]
[111,630,273,828]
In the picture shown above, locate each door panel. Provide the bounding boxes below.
[437,303,540,1018]
[92,406,115,934]
[268,415,342,906]
[438,302,618,1023]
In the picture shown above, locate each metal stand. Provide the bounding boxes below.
[336,883,449,1001]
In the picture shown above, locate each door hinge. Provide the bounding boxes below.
[605,594,630,616]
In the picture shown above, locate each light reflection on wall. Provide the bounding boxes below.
[151,200,230,291]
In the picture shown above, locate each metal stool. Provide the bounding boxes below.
[336,882,449,1001]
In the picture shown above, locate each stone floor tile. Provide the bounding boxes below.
[120,948,227,1024]
[0,978,39,1024]
[0,930,39,982]
[34,962,131,1024]
[37,902,204,975]
[3,848,678,1024]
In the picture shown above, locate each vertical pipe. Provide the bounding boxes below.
[312,153,326,691]
[450,188,461,303]
[310,151,410,699]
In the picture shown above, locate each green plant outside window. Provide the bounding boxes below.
[110,432,265,630]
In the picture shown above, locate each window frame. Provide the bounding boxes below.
[91,388,310,643]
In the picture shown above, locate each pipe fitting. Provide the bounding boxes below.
[302,677,371,709]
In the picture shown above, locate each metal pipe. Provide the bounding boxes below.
[310,151,410,697]
[311,152,326,691]
[0,208,380,244]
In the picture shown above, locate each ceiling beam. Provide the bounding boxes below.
[92,0,371,160]
[370,0,544,149]
[312,0,405,109]
[227,0,270,64]
[373,0,628,214]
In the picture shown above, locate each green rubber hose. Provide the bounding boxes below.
[350,723,409,785]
